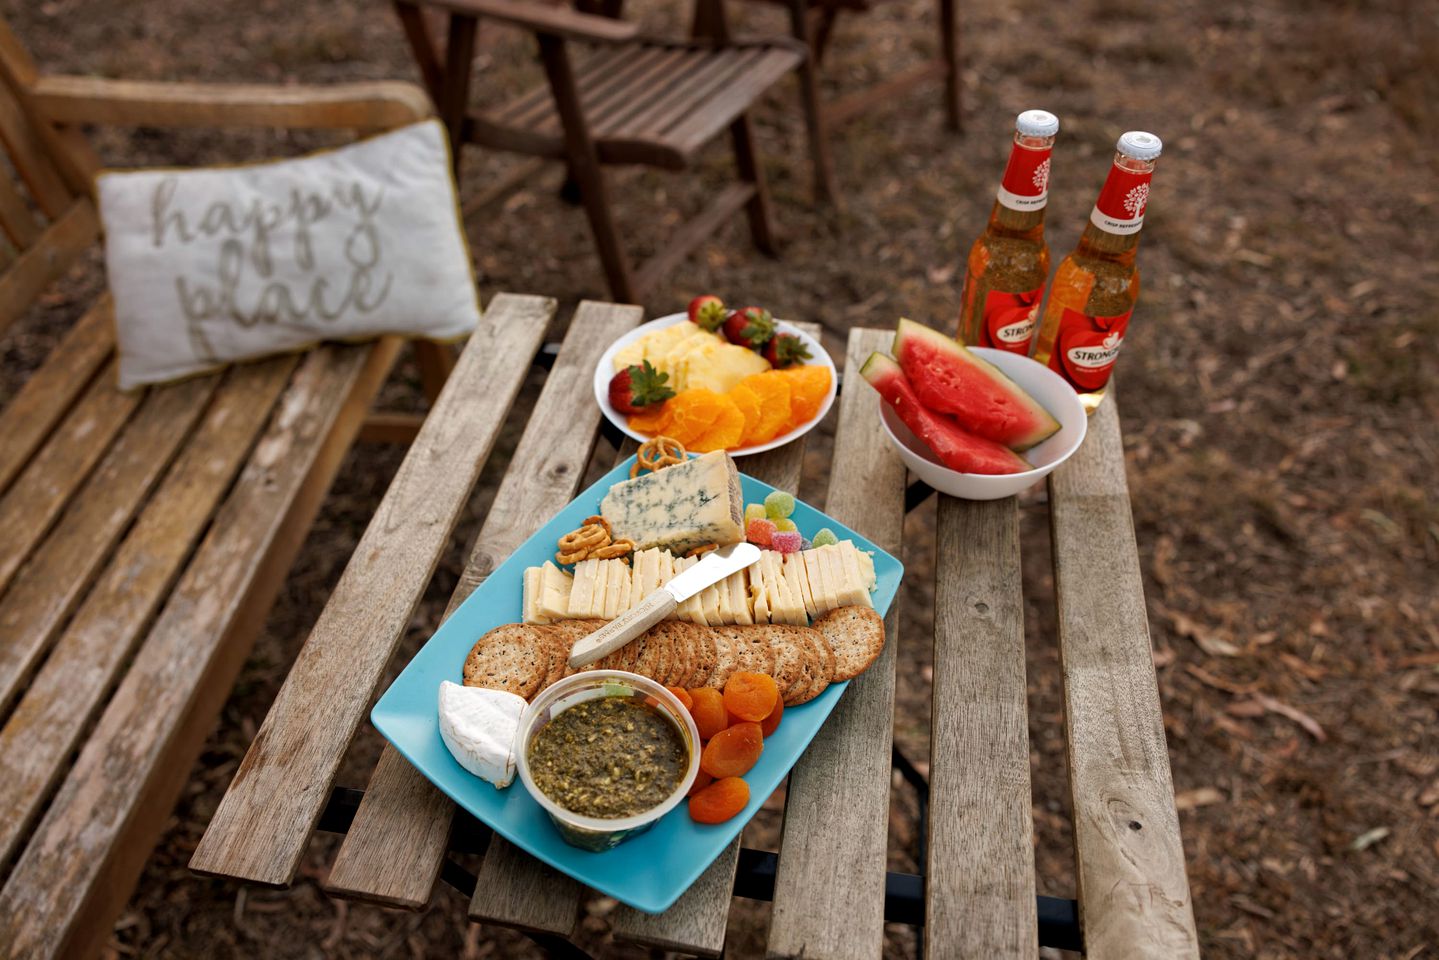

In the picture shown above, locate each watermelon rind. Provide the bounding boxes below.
[891,318,1060,451]
[860,353,1032,475]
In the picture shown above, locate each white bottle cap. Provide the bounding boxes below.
[1117,130,1162,160]
[1016,110,1059,138]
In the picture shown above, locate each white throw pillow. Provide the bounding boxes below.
[98,120,480,390]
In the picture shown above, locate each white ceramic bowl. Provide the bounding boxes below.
[515,670,701,852]
[877,347,1088,501]
[593,312,837,457]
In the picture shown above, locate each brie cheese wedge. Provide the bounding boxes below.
[438,681,526,789]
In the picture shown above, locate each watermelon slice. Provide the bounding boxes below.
[860,353,1032,475]
[891,318,1060,450]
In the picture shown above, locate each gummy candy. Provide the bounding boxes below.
[746,518,776,547]
[771,531,803,554]
[773,518,798,533]
[811,528,838,548]
[744,503,768,523]
[764,490,795,519]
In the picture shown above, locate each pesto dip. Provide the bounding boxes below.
[527,696,688,819]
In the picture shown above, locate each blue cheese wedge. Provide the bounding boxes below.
[438,681,525,788]
[600,452,745,555]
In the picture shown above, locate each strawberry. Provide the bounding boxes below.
[688,294,727,332]
[722,306,775,351]
[763,333,813,369]
[608,360,675,415]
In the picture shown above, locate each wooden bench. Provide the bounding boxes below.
[191,309,1201,957]
[0,20,447,959]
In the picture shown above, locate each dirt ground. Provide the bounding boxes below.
[4,0,1438,957]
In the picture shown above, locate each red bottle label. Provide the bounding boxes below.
[1048,306,1132,391]
[997,144,1052,212]
[980,287,1042,353]
[1090,166,1152,235]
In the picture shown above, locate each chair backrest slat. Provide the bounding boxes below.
[0,82,72,220]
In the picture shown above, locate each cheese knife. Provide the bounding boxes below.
[568,542,761,669]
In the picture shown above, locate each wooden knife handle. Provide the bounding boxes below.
[568,589,678,669]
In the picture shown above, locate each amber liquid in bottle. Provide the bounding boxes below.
[1033,146,1158,412]
[958,128,1054,353]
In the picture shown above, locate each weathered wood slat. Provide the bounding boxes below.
[325,300,641,913]
[0,81,72,217]
[666,49,802,152]
[30,76,433,131]
[0,171,40,248]
[929,495,1038,958]
[189,294,554,888]
[0,373,218,718]
[767,327,907,960]
[1048,395,1199,959]
[0,293,113,494]
[0,196,98,336]
[0,359,295,866]
[0,342,385,959]
[0,355,138,596]
[609,408,813,957]
[608,50,750,140]
[529,45,669,135]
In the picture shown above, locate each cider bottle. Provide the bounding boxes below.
[956,109,1058,354]
[1032,130,1162,412]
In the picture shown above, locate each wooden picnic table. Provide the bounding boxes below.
[190,294,1200,958]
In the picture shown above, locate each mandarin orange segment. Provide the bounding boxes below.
[688,776,749,824]
[728,384,763,446]
[628,401,672,435]
[779,365,832,424]
[687,687,729,740]
[689,394,745,452]
[664,389,726,445]
[700,721,764,778]
[736,373,792,445]
[723,672,779,722]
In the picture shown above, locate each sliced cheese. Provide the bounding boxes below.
[614,559,633,614]
[538,561,572,621]
[699,581,722,627]
[851,542,878,591]
[750,555,771,623]
[600,452,745,555]
[568,559,600,619]
[727,570,754,625]
[438,681,525,788]
[837,542,875,607]
[590,558,612,619]
[786,552,817,620]
[522,567,547,624]
[772,552,806,625]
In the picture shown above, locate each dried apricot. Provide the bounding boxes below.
[688,687,729,740]
[723,672,779,722]
[667,686,694,711]
[778,365,832,424]
[700,722,764,778]
[759,697,784,737]
[689,394,746,452]
[688,776,750,824]
[687,769,715,797]
[735,373,792,445]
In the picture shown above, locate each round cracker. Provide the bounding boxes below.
[462,624,548,699]
[814,606,885,681]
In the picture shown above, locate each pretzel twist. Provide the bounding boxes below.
[631,436,688,478]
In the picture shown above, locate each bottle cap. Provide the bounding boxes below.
[1116,130,1162,160]
[1015,110,1059,138]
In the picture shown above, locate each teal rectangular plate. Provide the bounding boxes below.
[371,457,903,914]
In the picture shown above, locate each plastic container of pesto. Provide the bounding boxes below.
[516,670,701,852]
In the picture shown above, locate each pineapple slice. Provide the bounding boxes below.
[686,343,772,394]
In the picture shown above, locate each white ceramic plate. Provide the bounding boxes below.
[593,312,837,458]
